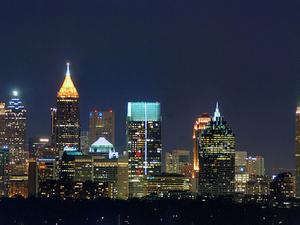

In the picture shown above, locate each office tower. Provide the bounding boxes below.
[0,102,5,147]
[5,91,27,174]
[89,137,118,159]
[80,131,89,154]
[8,175,28,198]
[147,173,191,197]
[296,105,300,197]
[127,102,162,198]
[193,113,211,173]
[270,172,296,198]
[55,63,80,156]
[0,146,9,197]
[88,109,115,146]
[235,151,249,194]
[198,103,235,196]
[246,156,265,177]
[165,149,192,176]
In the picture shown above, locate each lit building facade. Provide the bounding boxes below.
[235,151,249,194]
[295,105,300,197]
[165,149,191,176]
[55,63,80,156]
[270,172,296,198]
[147,173,191,197]
[246,175,270,196]
[88,109,115,146]
[193,113,211,173]
[0,102,5,147]
[246,156,265,177]
[5,91,27,175]
[127,102,162,198]
[198,103,235,196]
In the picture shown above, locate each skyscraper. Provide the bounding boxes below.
[127,102,162,198]
[193,113,211,173]
[5,91,27,174]
[88,109,115,146]
[198,103,235,196]
[55,63,80,156]
[295,105,300,197]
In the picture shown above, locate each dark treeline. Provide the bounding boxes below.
[0,198,300,225]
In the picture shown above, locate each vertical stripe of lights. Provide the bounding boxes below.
[144,102,148,175]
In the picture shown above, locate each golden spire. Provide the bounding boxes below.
[57,62,79,98]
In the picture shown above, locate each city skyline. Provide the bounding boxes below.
[0,65,297,174]
[0,1,298,174]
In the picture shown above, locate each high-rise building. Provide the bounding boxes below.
[127,102,162,198]
[5,91,27,175]
[295,105,300,197]
[246,156,265,177]
[165,149,192,176]
[88,109,115,146]
[198,103,235,196]
[235,151,249,194]
[193,114,211,173]
[0,102,6,147]
[55,63,80,156]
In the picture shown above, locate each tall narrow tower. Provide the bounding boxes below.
[295,105,300,197]
[55,63,80,156]
[5,91,27,174]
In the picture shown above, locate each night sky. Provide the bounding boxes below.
[0,0,299,173]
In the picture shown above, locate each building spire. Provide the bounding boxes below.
[57,62,79,98]
[66,62,70,76]
[213,102,221,121]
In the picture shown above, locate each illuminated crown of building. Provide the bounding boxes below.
[57,62,79,98]
[213,102,221,121]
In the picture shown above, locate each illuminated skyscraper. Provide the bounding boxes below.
[193,113,211,173]
[88,109,115,146]
[198,103,235,196]
[296,105,300,197]
[127,102,162,198]
[55,63,80,156]
[5,91,27,174]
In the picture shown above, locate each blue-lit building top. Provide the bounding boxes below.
[127,102,160,121]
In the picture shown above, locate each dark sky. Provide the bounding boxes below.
[0,0,299,174]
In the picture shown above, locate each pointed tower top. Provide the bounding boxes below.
[66,62,70,76]
[57,62,79,98]
[213,102,221,121]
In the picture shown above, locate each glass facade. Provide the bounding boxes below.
[198,103,235,196]
[127,102,162,198]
